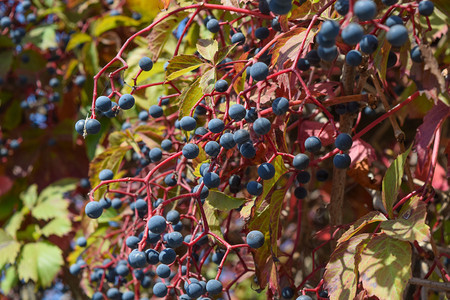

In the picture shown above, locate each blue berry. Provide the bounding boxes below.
[240,142,256,158]
[166,210,180,224]
[139,57,153,71]
[106,288,120,299]
[317,33,335,49]
[153,282,168,297]
[99,197,112,209]
[359,34,378,54]
[293,154,310,170]
[0,16,12,28]
[166,231,183,248]
[200,163,211,176]
[250,62,269,81]
[80,178,90,189]
[296,171,311,184]
[259,0,271,14]
[156,264,171,278]
[180,116,197,131]
[294,186,307,199]
[208,119,225,133]
[139,110,149,121]
[386,25,408,47]
[306,50,321,66]
[335,133,353,150]
[333,153,351,169]
[161,139,172,151]
[247,181,263,196]
[145,249,160,264]
[253,117,271,135]
[77,236,87,247]
[203,172,221,188]
[385,15,403,27]
[195,127,208,136]
[258,163,275,180]
[164,174,177,186]
[341,23,364,45]
[233,129,250,144]
[206,19,220,33]
[112,198,122,209]
[148,215,167,234]
[49,77,60,88]
[229,104,246,121]
[246,230,264,248]
[320,20,340,40]
[269,0,293,15]
[149,148,162,162]
[99,169,114,181]
[318,46,338,61]
[245,107,258,123]
[297,58,310,71]
[206,279,223,295]
[122,291,134,300]
[159,248,176,264]
[255,27,270,40]
[418,0,434,16]
[126,236,140,249]
[128,249,147,268]
[272,17,282,31]
[272,97,290,115]
[149,105,163,118]
[382,0,398,5]
[205,141,221,157]
[104,101,119,118]
[316,169,329,181]
[95,96,111,112]
[220,132,236,149]
[231,32,245,45]
[69,263,81,275]
[74,75,86,86]
[75,119,85,135]
[215,79,228,93]
[186,282,204,298]
[346,50,362,66]
[282,287,294,299]
[354,0,377,21]
[193,185,209,199]
[335,0,349,15]
[119,94,135,110]
[410,45,423,63]
[304,136,322,153]
[92,292,103,300]
[182,143,200,159]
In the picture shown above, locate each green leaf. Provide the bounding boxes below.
[66,32,92,52]
[178,77,203,118]
[92,15,139,37]
[0,50,13,78]
[147,9,190,60]
[32,198,69,221]
[23,25,57,50]
[207,190,245,211]
[380,196,430,243]
[337,211,387,246]
[199,67,216,94]
[324,234,370,300]
[21,184,38,209]
[41,218,72,237]
[17,242,63,288]
[261,156,287,201]
[166,55,205,81]
[373,33,390,81]
[197,39,218,62]
[37,178,77,205]
[382,145,412,218]
[202,200,223,239]
[0,229,21,270]
[359,234,412,300]
[1,266,18,294]
[3,99,22,130]
[5,212,24,238]
[213,44,236,65]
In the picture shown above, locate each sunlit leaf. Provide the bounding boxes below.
[166,54,204,81]
[0,229,21,270]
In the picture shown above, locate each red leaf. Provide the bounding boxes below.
[349,138,377,166]
[298,120,335,147]
[414,100,450,172]
[0,176,13,196]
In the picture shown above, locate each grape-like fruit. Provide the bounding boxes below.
[182,143,200,159]
[253,117,271,135]
[246,230,265,248]
[206,279,223,295]
[139,57,153,71]
[386,25,408,47]
[147,215,167,234]
[49,77,60,88]
[0,16,12,28]
[304,136,322,153]
[149,105,163,118]
[245,107,258,123]
[156,264,171,278]
[296,171,311,184]
[99,197,111,209]
[258,162,275,180]
[215,79,228,93]
[146,249,160,264]
[208,118,225,133]
[99,169,114,181]
[294,186,307,199]
[320,20,340,40]
[282,287,295,299]
[205,141,221,157]
[180,116,197,131]
[111,198,122,209]
[106,288,120,300]
[233,129,250,144]
[74,75,86,86]
[382,0,398,5]
[318,46,338,61]
[293,153,309,170]
[297,58,311,71]
[334,0,349,15]
[305,49,321,66]
[153,282,168,297]
[385,15,403,27]
[272,97,289,115]
[166,231,184,248]
[126,236,140,249]
[410,45,423,63]
[159,248,176,264]
[269,0,293,15]
[92,292,103,300]
[229,104,246,121]
[240,142,256,158]
[333,153,351,169]
[247,181,263,196]
[271,17,282,31]
[231,32,245,45]
[76,237,87,247]
[186,282,204,298]
[166,210,180,224]
[354,0,377,21]
[255,27,270,40]
[359,34,378,54]
[341,23,364,45]
[95,96,112,112]
[259,0,271,14]
[139,110,149,121]
[220,132,236,149]
[203,172,221,188]
[346,50,362,66]
[335,133,353,150]
[128,249,147,268]
[418,0,434,16]
[161,139,172,151]
[75,119,85,135]
[118,94,135,110]
[250,62,269,81]
[296,296,313,300]
[206,19,220,33]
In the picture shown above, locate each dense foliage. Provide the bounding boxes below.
[0,0,449,299]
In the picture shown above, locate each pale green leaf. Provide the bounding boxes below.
[92,15,139,37]
[178,78,203,118]
[41,218,72,237]
[65,32,92,52]
[337,211,387,246]
[359,234,412,300]
[197,39,218,62]
[21,184,38,209]
[37,179,77,205]
[5,212,24,238]
[0,50,13,78]
[207,190,245,211]
[1,266,18,294]
[0,229,21,270]
[213,44,236,65]
[24,25,57,50]
[199,67,216,94]
[202,201,223,239]
[166,54,205,81]
[32,198,69,221]
[382,145,412,218]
